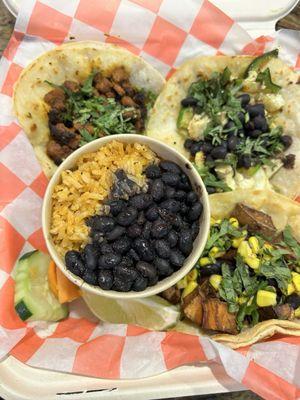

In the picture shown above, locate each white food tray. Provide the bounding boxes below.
[0,0,299,399]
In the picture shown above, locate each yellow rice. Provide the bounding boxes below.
[50,140,157,255]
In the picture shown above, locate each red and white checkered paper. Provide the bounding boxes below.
[0,1,299,399]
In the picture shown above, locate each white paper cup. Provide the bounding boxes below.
[42,134,210,299]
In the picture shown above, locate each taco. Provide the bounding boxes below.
[147,51,300,199]
[13,41,165,177]
[163,189,300,348]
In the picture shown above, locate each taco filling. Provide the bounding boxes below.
[161,203,300,334]
[44,68,156,165]
[179,51,295,194]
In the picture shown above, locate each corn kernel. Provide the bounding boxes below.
[248,236,259,254]
[187,268,198,282]
[209,246,225,259]
[177,276,188,289]
[210,217,217,225]
[286,283,295,296]
[263,243,273,251]
[232,230,247,248]
[238,296,247,305]
[256,290,277,307]
[209,274,222,290]
[244,255,260,269]
[182,281,198,298]
[295,306,300,318]
[229,217,239,228]
[237,241,252,258]
[199,257,211,267]
[292,272,300,292]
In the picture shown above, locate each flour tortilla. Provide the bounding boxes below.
[13,41,165,177]
[173,189,300,348]
[146,55,300,199]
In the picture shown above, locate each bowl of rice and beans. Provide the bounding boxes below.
[42,135,210,298]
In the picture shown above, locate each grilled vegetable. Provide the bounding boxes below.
[244,49,279,78]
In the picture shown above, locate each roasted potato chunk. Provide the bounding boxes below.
[160,286,181,305]
[202,298,238,334]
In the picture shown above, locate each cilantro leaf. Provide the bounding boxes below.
[283,225,300,258]
[259,261,291,291]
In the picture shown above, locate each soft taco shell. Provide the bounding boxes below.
[174,189,300,348]
[146,55,300,198]
[13,41,165,177]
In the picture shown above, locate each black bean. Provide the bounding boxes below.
[188,202,203,221]
[165,186,176,199]
[237,112,245,124]
[186,191,198,204]
[205,155,214,164]
[98,253,122,269]
[108,200,126,216]
[227,134,238,151]
[172,215,184,231]
[128,248,140,262]
[83,244,98,270]
[246,103,265,118]
[142,221,152,239]
[248,129,261,139]
[169,250,185,268]
[184,139,194,150]
[145,205,159,222]
[106,225,126,241]
[160,199,181,213]
[238,154,252,169]
[245,121,255,133]
[167,230,178,247]
[114,265,138,282]
[202,142,213,154]
[116,206,138,226]
[180,203,189,215]
[200,262,222,277]
[82,270,97,285]
[181,96,198,107]
[113,236,131,255]
[160,160,182,174]
[207,187,216,194]
[65,250,85,277]
[178,230,193,255]
[133,238,155,262]
[145,164,161,179]
[127,223,142,238]
[238,93,250,108]
[91,231,104,244]
[98,269,114,290]
[237,127,245,136]
[151,219,170,238]
[155,239,171,259]
[178,173,192,191]
[99,242,113,254]
[211,145,227,160]
[224,120,236,133]
[132,274,148,291]
[137,211,146,226]
[119,255,134,268]
[286,294,300,309]
[151,179,165,201]
[89,216,115,233]
[129,193,153,210]
[162,172,180,187]
[191,221,199,240]
[281,135,293,149]
[136,261,158,286]
[190,142,203,156]
[253,115,268,132]
[113,277,132,292]
[174,190,186,201]
[154,257,173,277]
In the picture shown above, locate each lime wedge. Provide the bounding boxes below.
[82,291,180,331]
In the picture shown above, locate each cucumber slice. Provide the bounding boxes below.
[14,251,68,322]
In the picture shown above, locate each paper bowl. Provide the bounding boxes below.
[42,134,210,299]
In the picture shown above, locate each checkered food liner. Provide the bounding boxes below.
[0,1,299,399]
